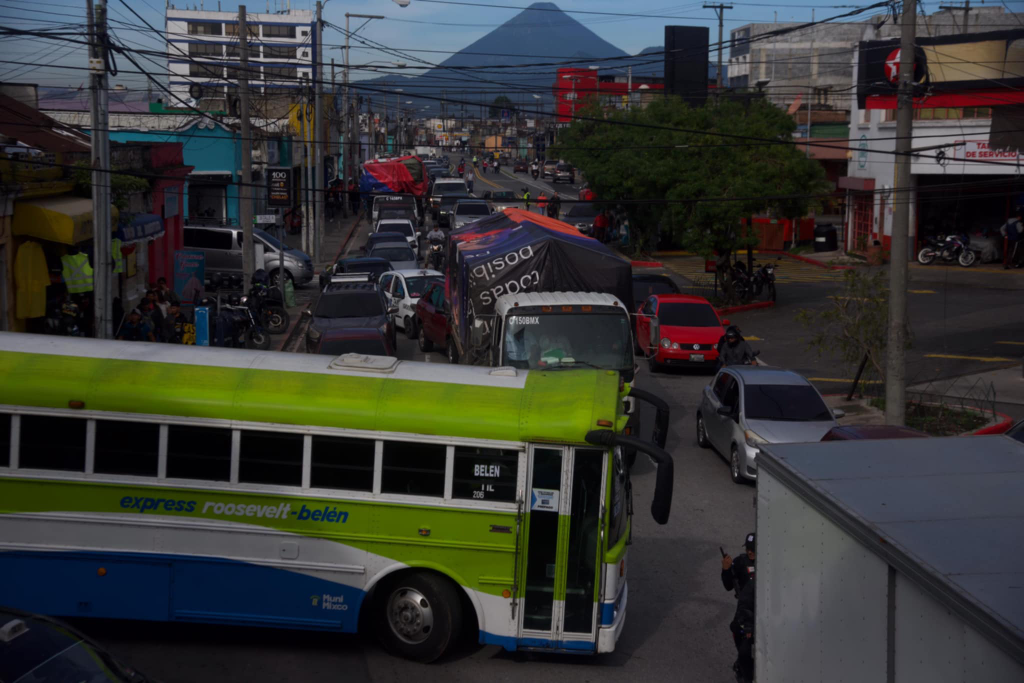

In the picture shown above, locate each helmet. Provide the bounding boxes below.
[228,293,242,306]
[251,268,269,286]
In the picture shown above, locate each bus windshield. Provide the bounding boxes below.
[502,312,633,375]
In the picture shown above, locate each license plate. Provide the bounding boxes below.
[691,354,705,362]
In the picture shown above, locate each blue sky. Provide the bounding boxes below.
[4,0,1019,92]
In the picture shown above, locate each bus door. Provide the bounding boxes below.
[520,446,606,651]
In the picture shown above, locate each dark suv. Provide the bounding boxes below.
[305,282,396,353]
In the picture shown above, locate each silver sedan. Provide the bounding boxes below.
[696,366,840,483]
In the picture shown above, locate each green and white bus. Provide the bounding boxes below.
[0,334,673,662]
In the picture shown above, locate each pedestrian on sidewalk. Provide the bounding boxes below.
[494,157,500,174]
[347,178,360,216]
[594,209,610,242]
[546,194,561,221]
[482,159,489,173]
[537,192,548,216]
[465,167,475,194]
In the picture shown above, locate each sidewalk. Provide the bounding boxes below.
[822,361,1023,430]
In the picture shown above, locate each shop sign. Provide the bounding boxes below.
[267,167,293,207]
[953,141,1019,161]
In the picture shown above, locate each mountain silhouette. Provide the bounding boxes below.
[405,2,632,113]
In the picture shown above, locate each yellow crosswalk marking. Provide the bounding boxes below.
[924,353,1015,362]
[909,289,936,294]
[996,341,1024,346]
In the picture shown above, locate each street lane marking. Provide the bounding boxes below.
[744,335,761,341]
[909,289,936,294]
[924,353,1015,362]
[808,377,883,383]
[996,341,1024,346]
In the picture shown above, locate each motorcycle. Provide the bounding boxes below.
[729,262,755,303]
[205,295,272,350]
[750,261,777,302]
[428,237,445,271]
[47,299,83,336]
[248,269,290,334]
[917,233,976,267]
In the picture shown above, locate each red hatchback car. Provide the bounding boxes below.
[636,294,728,372]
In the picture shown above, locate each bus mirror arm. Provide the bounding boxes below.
[627,387,670,451]
[585,430,673,526]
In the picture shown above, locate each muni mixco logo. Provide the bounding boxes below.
[310,593,348,611]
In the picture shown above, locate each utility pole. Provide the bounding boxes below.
[626,65,632,110]
[939,1,970,33]
[88,0,111,338]
[704,3,732,90]
[806,8,814,157]
[885,0,917,426]
[301,76,311,257]
[238,5,254,289]
[313,1,323,263]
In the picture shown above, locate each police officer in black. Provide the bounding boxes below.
[722,532,755,595]
[722,533,756,681]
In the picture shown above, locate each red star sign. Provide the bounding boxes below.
[885,48,901,84]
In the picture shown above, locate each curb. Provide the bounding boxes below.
[761,250,854,271]
[716,301,776,315]
[973,411,1015,435]
[631,260,664,268]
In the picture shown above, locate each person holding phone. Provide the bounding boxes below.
[721,532,755,595]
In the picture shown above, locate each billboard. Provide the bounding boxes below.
[857,28,1024,110]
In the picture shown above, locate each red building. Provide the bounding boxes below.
[553,68,665,123]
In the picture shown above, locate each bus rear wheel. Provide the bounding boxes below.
[374,571,463,663]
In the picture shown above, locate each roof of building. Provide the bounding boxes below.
[759,436,1024,664]
[0,92,90,153]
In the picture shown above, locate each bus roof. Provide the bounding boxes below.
[0,334,620,445]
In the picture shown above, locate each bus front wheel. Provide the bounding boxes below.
[374,571,463,663]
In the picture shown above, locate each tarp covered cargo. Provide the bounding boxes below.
[448,208,632,358]
[359,155,428,197]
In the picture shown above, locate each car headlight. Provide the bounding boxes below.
[660,338,670,349]
[744,429,767,447]
[308,327,322,341]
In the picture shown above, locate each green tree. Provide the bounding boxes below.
[489,95,514,119]
[550,97,829,283]
[795,270,910,386]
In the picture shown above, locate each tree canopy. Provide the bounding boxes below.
[550,96,829,259]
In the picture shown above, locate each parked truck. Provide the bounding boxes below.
[447,209,664,465]
[755,435,1024,682]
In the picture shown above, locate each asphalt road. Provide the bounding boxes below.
[69,170,755,683]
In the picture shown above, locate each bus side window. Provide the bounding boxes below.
[239,431,304,486]
[19,415,86,472]
[0,414,10,467]
[166,424,232,481]
[94,420,159,477]
[451,446,517,502]
[381,441,446,497]
[310,435,375,491]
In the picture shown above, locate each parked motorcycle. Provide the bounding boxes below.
[248,269,290,334]
[730,262,755,303]
[205,294,272,350]
[917,234,976,267]
[47,298,83,336]
[750,261,778,302]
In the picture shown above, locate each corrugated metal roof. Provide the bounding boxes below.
[0,92,90,153]
[759,436,1024,664]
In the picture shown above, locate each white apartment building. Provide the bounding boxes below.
[166,5,314,101]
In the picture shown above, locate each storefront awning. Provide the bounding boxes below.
[13,195,118,245]
[118,213,164,243]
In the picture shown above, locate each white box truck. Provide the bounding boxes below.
[755,435,1024,682]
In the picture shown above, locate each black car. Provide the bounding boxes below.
[319,256,392,289]
[0,607,155,683]
[305,282,396,354]
[631,273,681,311]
